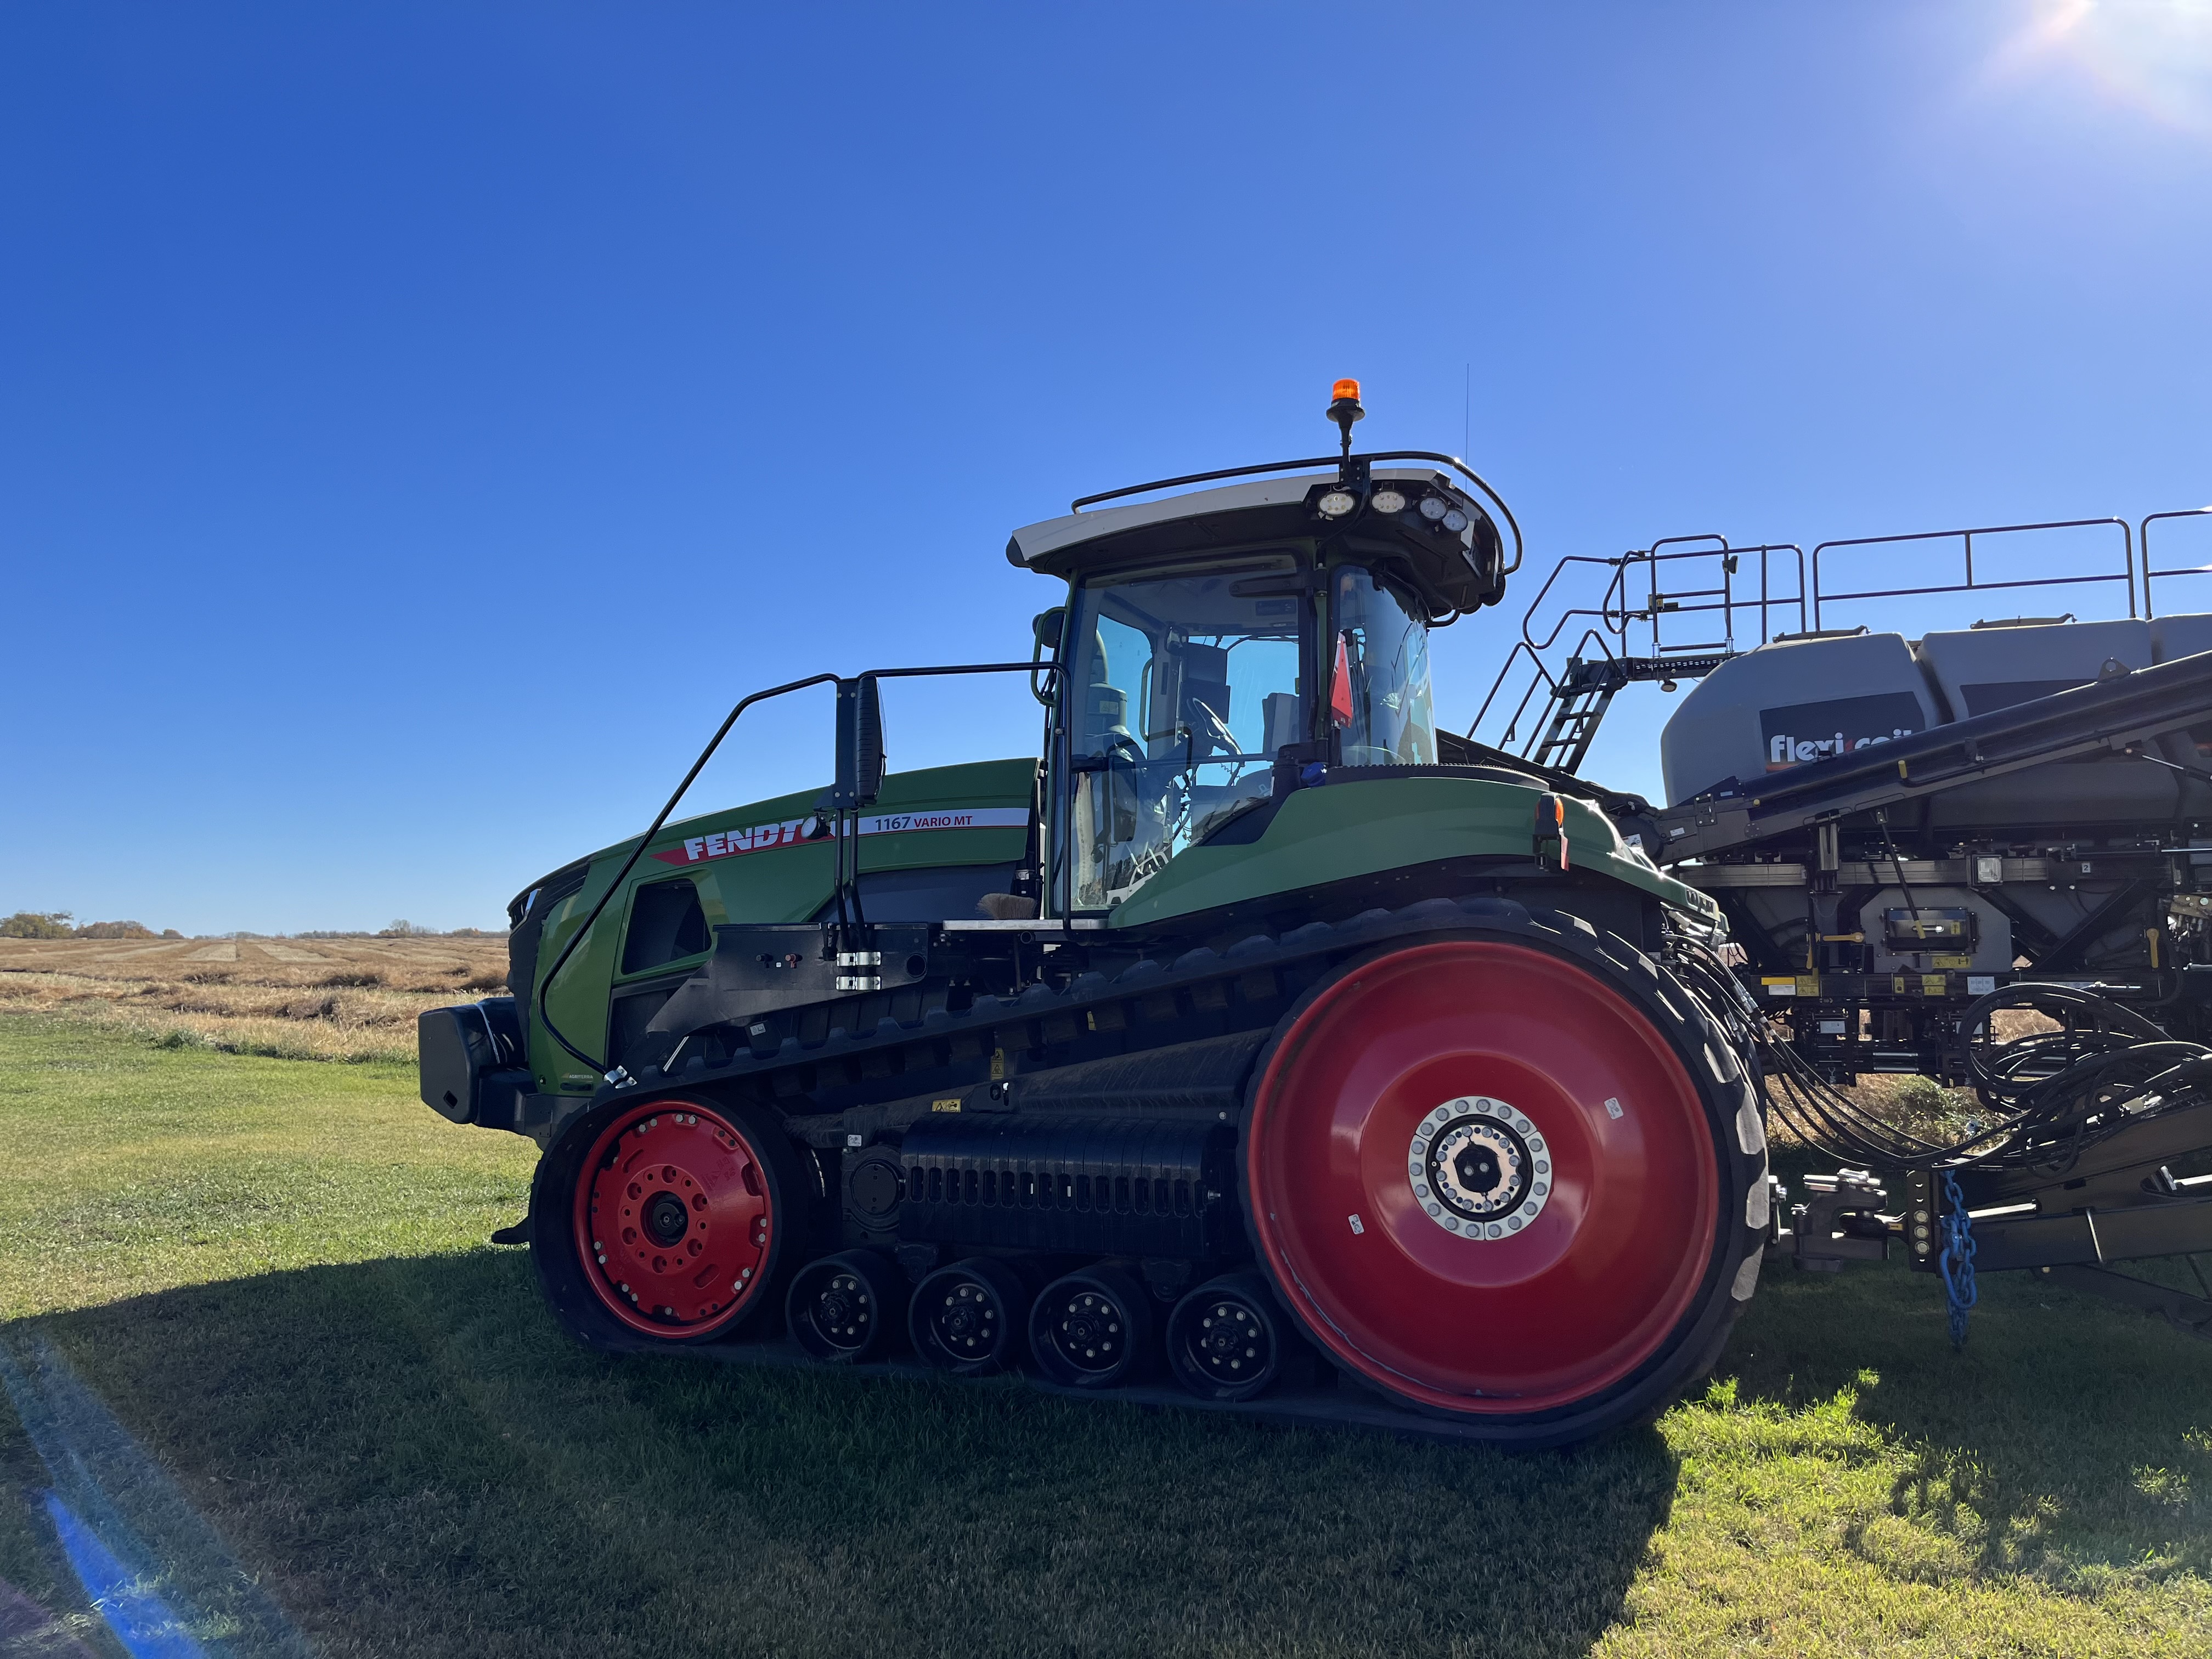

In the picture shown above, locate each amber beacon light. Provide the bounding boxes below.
[1327,379,1365,455]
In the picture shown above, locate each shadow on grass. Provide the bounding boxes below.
[1722,1239,2212,1591]
[2,1251,1679,1659]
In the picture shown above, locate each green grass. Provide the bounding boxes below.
[1,1012,2208,1657]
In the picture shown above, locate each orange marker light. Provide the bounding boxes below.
[1331,379,1361,403]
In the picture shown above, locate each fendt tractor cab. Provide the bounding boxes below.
[420,385,2212,1447]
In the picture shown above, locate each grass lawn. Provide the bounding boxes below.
[1,1012,2208,1657]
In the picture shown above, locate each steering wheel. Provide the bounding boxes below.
[1191,701,1238,760]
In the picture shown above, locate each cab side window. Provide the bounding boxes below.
[622,878,710,974]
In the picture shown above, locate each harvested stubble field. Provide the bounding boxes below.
[0,935,507,1064]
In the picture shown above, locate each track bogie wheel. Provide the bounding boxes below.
[1166,1272,1291,1402]
[787,1250,906,1363]
[1241,923,1765,1445]
[910,1259,1029,1375]
[1028,1265,1155,1389]
[528,1093,811,1349]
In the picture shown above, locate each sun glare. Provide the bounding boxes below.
[1996,0,2212,132]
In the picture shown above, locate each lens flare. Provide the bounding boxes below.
[1996,0,2212,133]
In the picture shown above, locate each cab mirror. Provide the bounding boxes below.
[1032,607,1065,656]
[829,675,886,809]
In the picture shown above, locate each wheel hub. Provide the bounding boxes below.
[1194,1301,1265,1378]
[811,1273,868,1346]
[1408,1097,1551,1238]
[1051,1291,1122,1370]
[645,1191,691,1246]
[931,1282,997,1353]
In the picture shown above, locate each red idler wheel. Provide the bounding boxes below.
[1243,937,1730,1427]
[568,1099,780,1340]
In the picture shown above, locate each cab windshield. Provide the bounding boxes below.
[1064,556,1305,910]
[1330,566,1436,766]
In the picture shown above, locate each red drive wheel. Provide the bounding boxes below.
[544,1096,795,1344]
[1244,935,1743,1437]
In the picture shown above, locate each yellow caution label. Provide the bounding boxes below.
[1892,974,1912,995]
[1795,975,1821,997]
[932,1098,962,1113]
[1920,974,1948,997]
[1933,954,1972,970]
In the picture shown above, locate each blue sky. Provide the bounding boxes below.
[4,2,2210,934]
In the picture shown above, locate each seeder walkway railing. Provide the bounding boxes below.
[1475,506,2196,776]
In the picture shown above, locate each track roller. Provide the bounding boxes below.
[909,1259,1029,1374]
[1166,1272,1290,1402]
[786,1250,905,1363]
[1028,1265,1154,1389]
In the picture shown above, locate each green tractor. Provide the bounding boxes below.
[421,382,1770,1446]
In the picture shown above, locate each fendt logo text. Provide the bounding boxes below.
[652,807,1030,867]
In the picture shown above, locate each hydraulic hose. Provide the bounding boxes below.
[1699,958,2212,1175]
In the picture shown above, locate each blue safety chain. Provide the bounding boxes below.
[1938,1168,1977,1348]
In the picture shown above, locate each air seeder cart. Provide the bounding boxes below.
[1479,503,2212,1330]
[422,385,2212,1446]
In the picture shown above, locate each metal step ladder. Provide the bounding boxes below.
[1530,653,1738,775]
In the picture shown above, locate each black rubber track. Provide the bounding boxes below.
[525,894,1768,1445]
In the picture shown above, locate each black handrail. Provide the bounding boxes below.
[535,661,1068,1076]
[1810,517,2135,630]
[1474,534,1804,762]
[1069,449,1526,576]
[2143,507,2212,619]
[1517,554,1628,653]
[1471,627,1613,752]
[1470,639,1559,748]
[1607,539,1807,654]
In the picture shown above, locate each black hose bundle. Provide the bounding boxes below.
[1944,984,2212,1175]
[1667,930,1968,1167]
[1668,932,2212,1174]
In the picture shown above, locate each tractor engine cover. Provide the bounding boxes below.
[898,1115,1234,1259]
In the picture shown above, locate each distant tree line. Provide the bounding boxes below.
[1,911,504,941]
[0,912,182,940]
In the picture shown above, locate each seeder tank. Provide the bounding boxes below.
[1662,616,2200,828]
